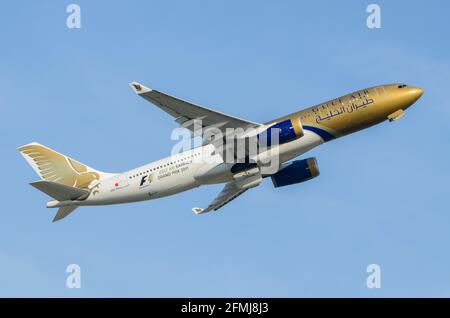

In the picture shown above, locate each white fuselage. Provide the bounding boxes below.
[70,131,323,207]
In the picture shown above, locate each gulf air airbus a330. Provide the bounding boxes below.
[18,82,423,222]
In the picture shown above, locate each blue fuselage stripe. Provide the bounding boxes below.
[303,125,336,142]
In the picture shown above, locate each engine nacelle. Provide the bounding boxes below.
[258,118,303,147]
[271,158,320,188]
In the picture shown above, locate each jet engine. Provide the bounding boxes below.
[271,158,320,188]
[258,118,303,147]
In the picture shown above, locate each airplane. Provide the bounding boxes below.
[18,82,423,222]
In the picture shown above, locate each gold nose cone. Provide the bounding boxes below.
[402,86,424,106]
[410,86,424,99]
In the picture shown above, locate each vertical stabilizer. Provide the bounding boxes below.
[18,142,111,189]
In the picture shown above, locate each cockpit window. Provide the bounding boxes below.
[398,84,408,89]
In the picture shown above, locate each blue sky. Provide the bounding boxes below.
[1,0,449,297]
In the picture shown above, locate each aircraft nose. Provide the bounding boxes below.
[409,86,424,100]
[401,85,424,106]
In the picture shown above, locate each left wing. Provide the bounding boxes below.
[193,166,262,214]
[130,82,260,133]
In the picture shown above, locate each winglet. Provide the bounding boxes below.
[129,82,152,94]
[192,207,205,215]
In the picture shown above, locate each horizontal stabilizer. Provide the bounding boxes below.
[53,206,78,222]
[30,180,89,201]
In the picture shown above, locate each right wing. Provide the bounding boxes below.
[192,182,249,214]
[193,166,262,214]
[130,82,260,133]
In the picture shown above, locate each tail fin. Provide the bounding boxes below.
[18,142,109,189]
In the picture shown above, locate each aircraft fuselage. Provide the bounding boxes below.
[58,83,422,208]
